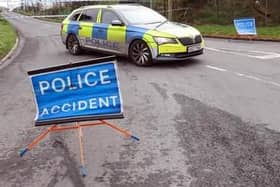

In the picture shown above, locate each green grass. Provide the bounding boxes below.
[195,25,280,40]
[0,16,17,60]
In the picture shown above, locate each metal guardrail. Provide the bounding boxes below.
[24,7,190,19]
[31,15,67,18]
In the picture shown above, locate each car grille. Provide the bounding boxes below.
[178,37,193,45]
[178,35,202,46]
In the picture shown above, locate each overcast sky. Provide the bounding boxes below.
[0,0,97,9]
[0,0,137,9]
[0,0,19,9]
[0,0,49,9]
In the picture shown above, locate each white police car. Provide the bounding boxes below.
[61,4,204,66]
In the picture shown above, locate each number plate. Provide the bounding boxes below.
[188,44,201,53]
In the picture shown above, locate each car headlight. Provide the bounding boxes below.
[153,37,178,45]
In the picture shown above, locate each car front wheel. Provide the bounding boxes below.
[129,40,152,66]
[66,34,82,55]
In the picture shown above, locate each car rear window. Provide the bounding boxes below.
[79,9,99,22]
[70,11,82,21]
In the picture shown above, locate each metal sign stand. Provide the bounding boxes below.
[19,120,139,177]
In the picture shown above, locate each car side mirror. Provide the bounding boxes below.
[111,20,124,26]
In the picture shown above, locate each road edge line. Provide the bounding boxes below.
[0,36,19,65]
[204,35,280,42]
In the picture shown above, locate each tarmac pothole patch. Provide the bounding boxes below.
[173,93,280,187]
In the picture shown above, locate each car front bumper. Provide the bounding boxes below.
[153,49,204,61]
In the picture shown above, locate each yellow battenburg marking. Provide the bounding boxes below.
[79,22,94,37]
[143,31,160,48]
[145,30,175,38]
[143,30,186,53]
[107,26,126,43]
[159,44,186,53]
[201,38,205,48]
[62,19,70,33]
[97,9,102,23]
[143,34,157,48]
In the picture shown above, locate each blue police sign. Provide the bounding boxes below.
[28,56,123,126]
[234,18,257,35]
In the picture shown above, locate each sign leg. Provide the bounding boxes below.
[101,120,140,141]
[19,125,57,157]
[77,122,87,177]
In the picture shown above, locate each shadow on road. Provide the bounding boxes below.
[79,50,202,69]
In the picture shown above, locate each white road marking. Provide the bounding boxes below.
[205,65,280,88]
[267,81,280,87]
[254,54,280,60]
[235,73,245,76]
[205,65,228,72]
[206,47,259,59]
[242,75,262,81]
[206,47,280,60]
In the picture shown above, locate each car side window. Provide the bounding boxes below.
[70,11,81,21]
[79,9,99,22]
[101,10,119,24]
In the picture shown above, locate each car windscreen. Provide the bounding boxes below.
[119,7,166,25]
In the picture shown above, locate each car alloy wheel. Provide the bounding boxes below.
[67,35,81,55]
[129,40,152,66]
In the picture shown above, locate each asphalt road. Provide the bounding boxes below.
[1,11,280,187]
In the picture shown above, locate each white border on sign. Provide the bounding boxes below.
[29,60,124,124]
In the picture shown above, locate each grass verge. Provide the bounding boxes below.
[0,15,17,60]
[195,25,280,40]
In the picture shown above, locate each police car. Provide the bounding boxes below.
[61,4,204,66]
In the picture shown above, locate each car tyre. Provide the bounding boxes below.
[66,34,82,55]
[129,40,152,66]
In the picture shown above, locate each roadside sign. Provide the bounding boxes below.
[28,56,123,126]
[234,18,257,35]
